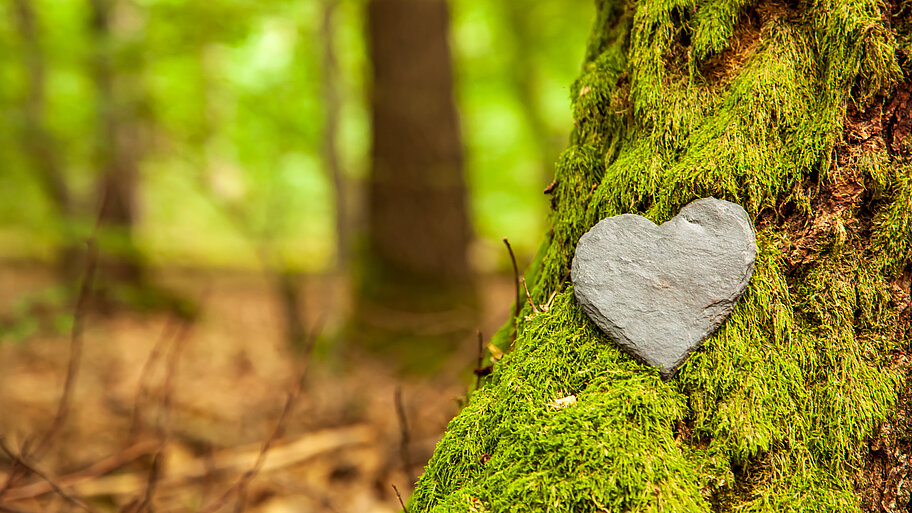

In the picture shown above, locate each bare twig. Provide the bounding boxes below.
[37,237,98,456]
[232,485,248,513]
[521,277,539,314]
[394,387,414,486]
[0,441,28,502]
[473,330,502,391]
[131,449,161,513]
[0,237,98,500]
[197,326,319,513]
[123,300,197,513]
[392,484,409,513]
[1,441,157,502]
[128,319,179,441]
[19,426,372,499]
[543,290,558,311]
[271,476,342,513]
[474,330,484,391]
[0,504,38,513]
[131,317,194,513]
[502,238,521,320]
[159,319,192,433]
[0,439,97,513]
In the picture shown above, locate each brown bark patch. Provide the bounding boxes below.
[784,170,864,270]
[856,349,912,513]
[861,263,912,512]
[848,83,912,159]
[699,1,794,86]
[883,83,912,158]
[700,8,761,85]
[781,80,911,270]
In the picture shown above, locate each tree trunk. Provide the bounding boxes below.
[88,0,146,304]
[12,0,81,282]
[410,1,912,511]
[356,0,475,360]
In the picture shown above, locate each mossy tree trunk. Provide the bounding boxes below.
[356,0,475,364]
[411,1,912,511]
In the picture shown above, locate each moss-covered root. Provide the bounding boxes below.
[410,0,911,511]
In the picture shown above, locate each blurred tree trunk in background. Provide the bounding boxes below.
[88,0,147,306]
[356,0,475,365]
[12,0,81,283]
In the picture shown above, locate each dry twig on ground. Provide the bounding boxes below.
[1,442,157,502]
[394,387,414,486]
[197,326,319,513]
[0,439,98,513]
[0,237,98,502]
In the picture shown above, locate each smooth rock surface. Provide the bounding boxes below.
[571,197,757,378]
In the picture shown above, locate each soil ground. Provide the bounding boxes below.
[0,263,515,513]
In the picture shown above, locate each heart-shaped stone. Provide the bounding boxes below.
[571,197,757,378]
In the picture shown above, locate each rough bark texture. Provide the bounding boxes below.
[410,0,912,511]
[366,0,470,283]
[357,0,475,355]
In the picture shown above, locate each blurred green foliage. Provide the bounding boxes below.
[0,0,592,272]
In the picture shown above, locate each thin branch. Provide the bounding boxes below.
[271,476,342,513]
[502,238,521,320]
[197,325,319,513]
[132,448,161,513]
[0,504,38,513]
[129,317,194,513]
[37,237,98,456]
[474,330,484,391]
[0,439,98,513]
[1,441,157,502]
[12,426,372,500]
[521,277,539,314]
[232,486,248,513]
[0,237,99,500]
[159,320,192,434]
[394,387,414,486]
[391,484,409,513]
[472,333,493,391]
[128,319,178,441]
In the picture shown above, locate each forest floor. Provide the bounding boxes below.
[0,264,515,513]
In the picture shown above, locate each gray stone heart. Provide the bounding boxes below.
[571,197,757,378]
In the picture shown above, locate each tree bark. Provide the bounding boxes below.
[410,1,911,511]
[356,0,475,357]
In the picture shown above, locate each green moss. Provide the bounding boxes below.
[690,0,754,64]
[411,1,910,511]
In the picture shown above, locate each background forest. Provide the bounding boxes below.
[0,0,588,272]
[0,0,594,512]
